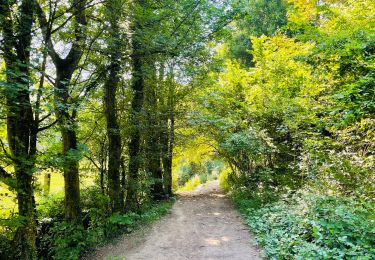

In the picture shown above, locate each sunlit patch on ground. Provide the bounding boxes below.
[205,238,221,246]
[221,236,230,242]
[210,193,226,198]
[204,236,232,246]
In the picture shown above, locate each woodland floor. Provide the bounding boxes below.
[84,181,262,260]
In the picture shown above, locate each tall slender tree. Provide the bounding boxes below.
[103,0,124,212]
[160,69,175,197]
[144,63,164,199]
[36,0,88,221]
[126,26,144,210]
[0,0,37,258]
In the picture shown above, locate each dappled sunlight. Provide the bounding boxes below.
[205,238,221,246]
[211,193,226,198]
[221,236,230,242]
[204,236,232,246]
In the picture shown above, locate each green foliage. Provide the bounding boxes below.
[226,0,288,65]
[177,160,221,188]
[218,168,231,192]
[48,222,87,260]
[37,192,65,219]
[178,175,201,192]
[0,234,12,259]
[178,163,199,186]
[187,0,375,259]
[234,191,375,259]
[108,213,134,226]
[34,186,173,259]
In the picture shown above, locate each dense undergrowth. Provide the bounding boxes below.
[0,186,173,260]
[220,174,375,259]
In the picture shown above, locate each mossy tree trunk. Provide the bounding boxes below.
[160,73,175,197]
[104,0,124,212]
[0,0,37,258]
[126,37,144,211]
[145,64,164,200]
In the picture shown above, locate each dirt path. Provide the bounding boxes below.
[85,181,262,260]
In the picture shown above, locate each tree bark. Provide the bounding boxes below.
[104,0,123,212]
[160,76,175,197]
[166,111,175,196]
[43,172,51,196]
[55,69,81,221]
[160,113,171,197]
[126,42,144,211]
[162,111,174,197]
[145,64,164,200]
[120,157,126,211]
[0,0,37,258]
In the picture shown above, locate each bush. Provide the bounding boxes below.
[177,162,206,186]
[48,222,88,260]
[34,186,173,259]
[0,234,13,260]
[219,168,231,192]
[37,192,65,220]
[199,173,208,184]
[234,190,375,259]
[178,175,201,192]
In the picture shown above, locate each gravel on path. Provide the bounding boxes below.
[83,181,262,260]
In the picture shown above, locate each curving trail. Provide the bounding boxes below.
[85,181,262,260]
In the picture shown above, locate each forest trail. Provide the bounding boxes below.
[85,181,262,260]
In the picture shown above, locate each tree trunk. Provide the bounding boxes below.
[0,0,38,258]
[165,75,175,197]
[120,157,126,212]
[14,168,37,260]
[43,172,51,196]
[160,114,171,197]
[160,100,174,196]
[104,0,123,212]
[62,128,81,221]
[126,48,144,211]
[105,58,123,213]
[55,69,81,221]
[145,65,164,200]
[163,112,174,197]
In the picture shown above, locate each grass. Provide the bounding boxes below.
[0,170,94,218]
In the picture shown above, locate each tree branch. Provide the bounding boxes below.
[38,119,59,132]
[84,155,101,171]
[34,0,62,64]
[0,165,16,188]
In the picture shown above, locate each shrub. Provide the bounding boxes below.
[234,190,375,259]
[219,168,231,192]
[34,186,173,259]
[178,175,201,192]
[199,173,208,184]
